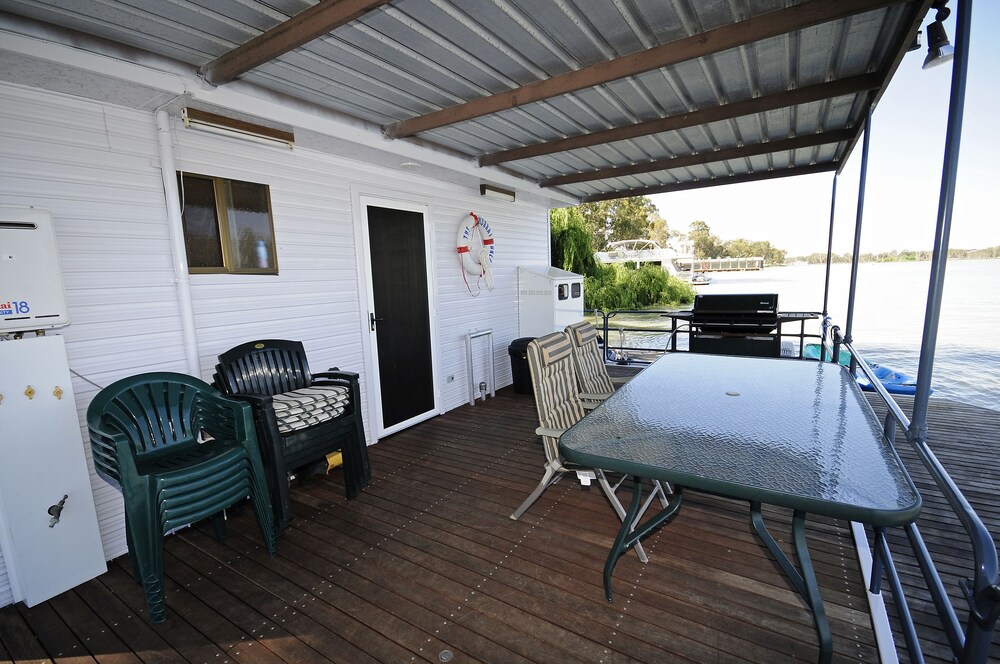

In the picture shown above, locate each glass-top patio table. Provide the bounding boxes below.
[559,353,922,663]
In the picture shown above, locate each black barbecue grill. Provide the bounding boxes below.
[689,293,781,357]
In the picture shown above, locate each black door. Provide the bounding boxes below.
[367,205,435,430]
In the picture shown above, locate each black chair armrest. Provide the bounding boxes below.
[227,392,275,409]
[313,370,360,384]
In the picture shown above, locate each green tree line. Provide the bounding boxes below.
[793,246,1000,264]
[687,220,787,265]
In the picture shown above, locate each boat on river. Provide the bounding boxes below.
[690,272,712,285]
[802,343,930,396]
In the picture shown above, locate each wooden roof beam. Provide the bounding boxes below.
[581,163,840,203]
[541,129,855,187]
[200,0,391,86]
[383,0,903,139]
[481,74,880,166]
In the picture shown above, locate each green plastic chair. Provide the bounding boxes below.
[88,372,276,623]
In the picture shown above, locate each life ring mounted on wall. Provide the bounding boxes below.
[457,212,495,294]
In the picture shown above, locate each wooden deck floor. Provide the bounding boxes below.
[1,388,997,663]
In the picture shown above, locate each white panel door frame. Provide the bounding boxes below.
[352,190,441,439]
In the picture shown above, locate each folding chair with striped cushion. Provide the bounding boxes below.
[565,321,617,404]
[510,331,667,563]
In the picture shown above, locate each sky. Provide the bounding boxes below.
[649,2,999,257]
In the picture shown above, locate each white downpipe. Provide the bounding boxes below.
[155,110,201,376]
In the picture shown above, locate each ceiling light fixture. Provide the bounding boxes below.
[182,108,294,148]
[480,184,515,202]
[922,1,954,70]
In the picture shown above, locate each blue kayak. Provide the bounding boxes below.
[803,344,931,396]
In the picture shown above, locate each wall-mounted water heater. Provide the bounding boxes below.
[0,207,69,333]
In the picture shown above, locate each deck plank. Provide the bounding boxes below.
[1,388,997,663]
[0,604,51,663]
[46,590,143,664]
[15,601,99,663]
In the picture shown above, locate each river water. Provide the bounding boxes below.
[680,259,1000,412]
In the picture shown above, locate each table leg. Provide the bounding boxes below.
[603,477,683,602]
[749,502,831,664]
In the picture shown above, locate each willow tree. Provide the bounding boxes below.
[550,207,695,309]
[575,197,660,251]
[550,207,599,276]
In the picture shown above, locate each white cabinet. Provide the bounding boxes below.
[517,266,585,338]
[0,335,105,607]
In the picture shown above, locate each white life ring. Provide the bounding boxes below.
[457,212,495,292]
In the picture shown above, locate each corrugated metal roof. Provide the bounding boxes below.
[0,0,931,201]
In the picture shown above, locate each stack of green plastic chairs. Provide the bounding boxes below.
[88,372,276,623]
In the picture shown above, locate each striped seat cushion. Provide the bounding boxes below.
[535,330,574,366]
[271,385,350,434]
[565,321,615,395]
[566,320,598,347]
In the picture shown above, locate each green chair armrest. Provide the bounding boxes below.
[108,430,141,479]
[195,391,255,442]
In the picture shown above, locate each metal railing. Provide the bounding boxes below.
[587,308,824,363]
[827,325,1000,664]
[587,309,687,362]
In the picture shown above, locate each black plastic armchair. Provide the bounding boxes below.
[213,339,370,531]
[87,372,276,623]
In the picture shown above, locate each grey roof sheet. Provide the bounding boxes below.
[0,0,928,201]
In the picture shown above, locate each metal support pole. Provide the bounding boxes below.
[844,108,873,374]
[909,6,1000,661]
[910,0,971,440]
[821,174,839,344]
[822,174,838,321]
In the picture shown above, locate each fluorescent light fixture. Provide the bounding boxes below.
[182,108,294,149]
[480,184,515,202]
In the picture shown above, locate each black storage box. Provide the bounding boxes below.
[508,337,535,394]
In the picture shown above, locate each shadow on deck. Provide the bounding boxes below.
[0,388,996,663]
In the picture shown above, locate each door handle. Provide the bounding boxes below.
[370,312,383,331]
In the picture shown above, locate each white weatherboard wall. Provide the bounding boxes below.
[0,82,550,581]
